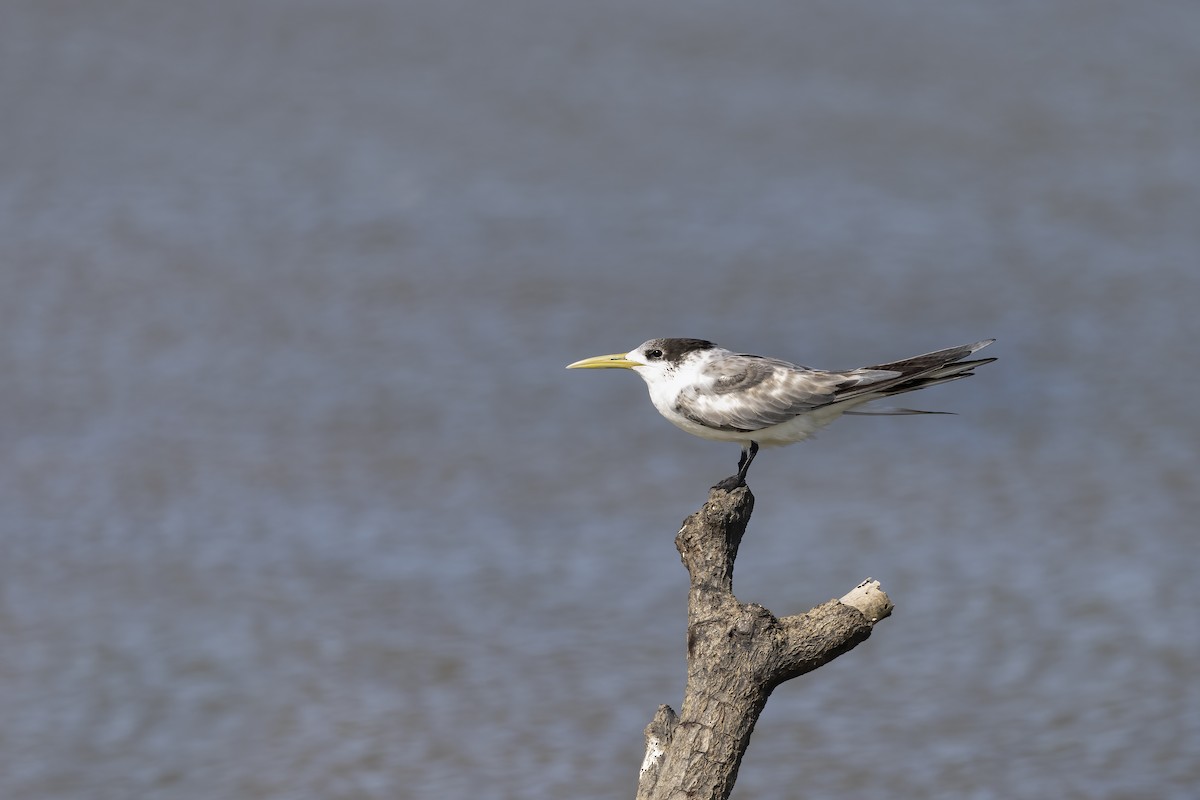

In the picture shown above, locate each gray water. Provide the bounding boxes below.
[2,2,1198,798]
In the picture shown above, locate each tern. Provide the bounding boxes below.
[567,337,995,487]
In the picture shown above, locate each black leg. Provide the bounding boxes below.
[736,441,760,483]
[716,441,759,491]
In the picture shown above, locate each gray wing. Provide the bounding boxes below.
[675,341,996,432]
[674,354,898,432]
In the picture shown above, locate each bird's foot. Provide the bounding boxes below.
[713,474,746,492]
[715,442,759,491]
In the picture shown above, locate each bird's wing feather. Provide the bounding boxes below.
[831,340,996,402]
[674,340,995,433]
[675,354,899,432]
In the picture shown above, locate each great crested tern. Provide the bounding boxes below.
[567,338,995,486]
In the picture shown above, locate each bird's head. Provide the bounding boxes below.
[566,338,717,381]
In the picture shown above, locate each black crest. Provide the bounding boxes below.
[650,338,716,363]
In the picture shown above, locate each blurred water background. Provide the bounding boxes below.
[2,1,1198,798]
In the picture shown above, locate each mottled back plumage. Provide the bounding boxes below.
[673,341,993,434]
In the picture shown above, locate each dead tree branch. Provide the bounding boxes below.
[635,483,893,800]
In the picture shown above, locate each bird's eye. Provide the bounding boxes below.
[646,349,663,360]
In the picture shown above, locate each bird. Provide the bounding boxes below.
[567,337,995,487]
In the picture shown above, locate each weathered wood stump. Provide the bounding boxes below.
[635,483,893,800]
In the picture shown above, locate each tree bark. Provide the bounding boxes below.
[636,483,893,800]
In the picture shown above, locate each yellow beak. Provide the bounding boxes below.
[566,352,641,369]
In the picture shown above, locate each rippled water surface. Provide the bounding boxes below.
[3,2,1198,798]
